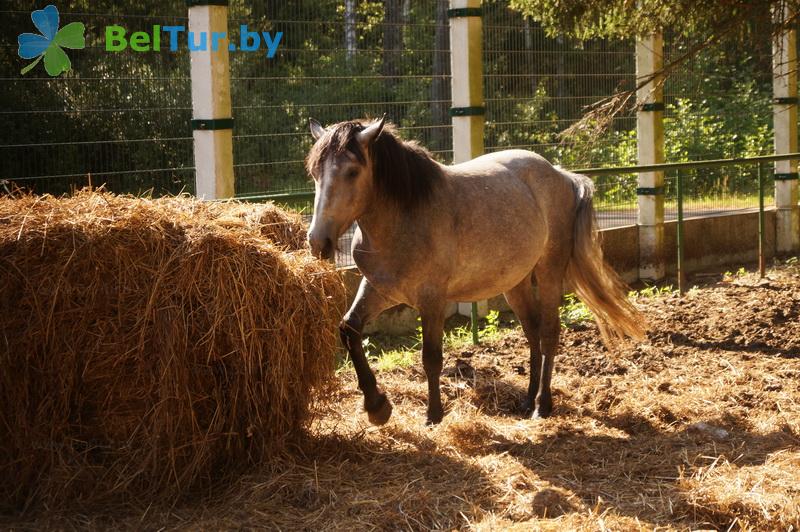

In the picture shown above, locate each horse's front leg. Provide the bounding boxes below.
[419,298,447,425]
[341,278,393,425]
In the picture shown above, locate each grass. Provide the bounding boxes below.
[338,311,518,375]
[595,192,774,214]
[354,283,680,374]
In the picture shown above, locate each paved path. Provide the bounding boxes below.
[596,206,763,229]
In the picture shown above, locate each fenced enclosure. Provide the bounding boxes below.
[227,1,453,200]
[0,5,194,196]
[1,0,797,270]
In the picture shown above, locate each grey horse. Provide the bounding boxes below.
[306,116,645,425]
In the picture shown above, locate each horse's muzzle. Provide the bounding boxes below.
[309,235,335,261]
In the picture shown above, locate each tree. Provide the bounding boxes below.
[382,0,403,90]
[430,0,449,152]
[508,0,798,40]
[345,0,357,60]
[509,0,799,138]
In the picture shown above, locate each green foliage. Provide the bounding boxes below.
[2,0,778,203]
[488,81,560,149]
[560,293,593,327]
[371,348,417,373]
[443,324,473,350]
[480,310,501,339]
[635,284,675,298]
[507,0,781,40]
[412,309,509,353]
[723,266,748,281]
[443,311,507,350]
[336,336,417,374]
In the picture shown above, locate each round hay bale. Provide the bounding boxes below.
[0,190,344,510]
[202,199,309,251]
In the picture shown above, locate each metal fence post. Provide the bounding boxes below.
[635,32,666,282]
[449,0,486,343]
[189,0,235,200]
[772,5,800,253]
[758,163,766,278]
[676,170,685,294]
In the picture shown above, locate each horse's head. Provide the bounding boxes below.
[305,116,385,260]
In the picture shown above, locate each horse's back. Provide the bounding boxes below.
[447,149,578,229]
[438,149,576,301]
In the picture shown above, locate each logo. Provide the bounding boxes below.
[14,5,280,78]
[105,25,282,57]
[17,5,85,77]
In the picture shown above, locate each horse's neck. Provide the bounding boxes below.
[357,167,447,248]
[360,190,444,249]
[357,198,405,245]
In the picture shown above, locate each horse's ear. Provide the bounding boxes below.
[309,118,326,140]
[357,114,386,145]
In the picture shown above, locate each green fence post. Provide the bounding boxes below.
[758,163,766,278]
[676,170,685,294]
[471,301,479,345]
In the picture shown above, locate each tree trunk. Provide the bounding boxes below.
[383,0,403,90]
[345,0,357,61]
[431,0,450,153]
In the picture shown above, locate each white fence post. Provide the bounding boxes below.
[635,33,666,281]
[449,0,488,319]
[773,6,800,254]
[188,1,234,200]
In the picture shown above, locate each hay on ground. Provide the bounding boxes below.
[0,190,344,510]
[679,452,800,530]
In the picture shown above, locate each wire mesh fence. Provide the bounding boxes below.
[664,164,776,221]
[484,3,636,167]
[662,26,776,216]
[483,3,638,227]
[0,1,788,267]
[0,4,194,196]
[227,1,451,266]
[228,0,452,201]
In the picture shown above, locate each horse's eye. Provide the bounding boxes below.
[346,169,359,179]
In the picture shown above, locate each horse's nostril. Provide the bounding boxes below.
[320,237,334,261]
[309,229,336,261]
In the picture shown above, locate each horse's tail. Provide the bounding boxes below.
[565,172,646,347]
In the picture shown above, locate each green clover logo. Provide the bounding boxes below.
[17,5,85,77]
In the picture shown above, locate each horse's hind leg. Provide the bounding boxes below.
[503,273,541,415]
[419,297,447,425]
[341,278,394,425]
[533,259,569,418]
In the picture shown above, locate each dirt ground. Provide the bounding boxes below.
[5,262,800,531]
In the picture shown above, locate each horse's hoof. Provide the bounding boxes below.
[425,410,443,426]
[532,399,553,419]
[366,394,393,426]
[519,397,534,416]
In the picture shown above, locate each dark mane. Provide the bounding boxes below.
[306,120,442,210]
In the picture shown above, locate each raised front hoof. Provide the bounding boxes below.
[365,394,393,426]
